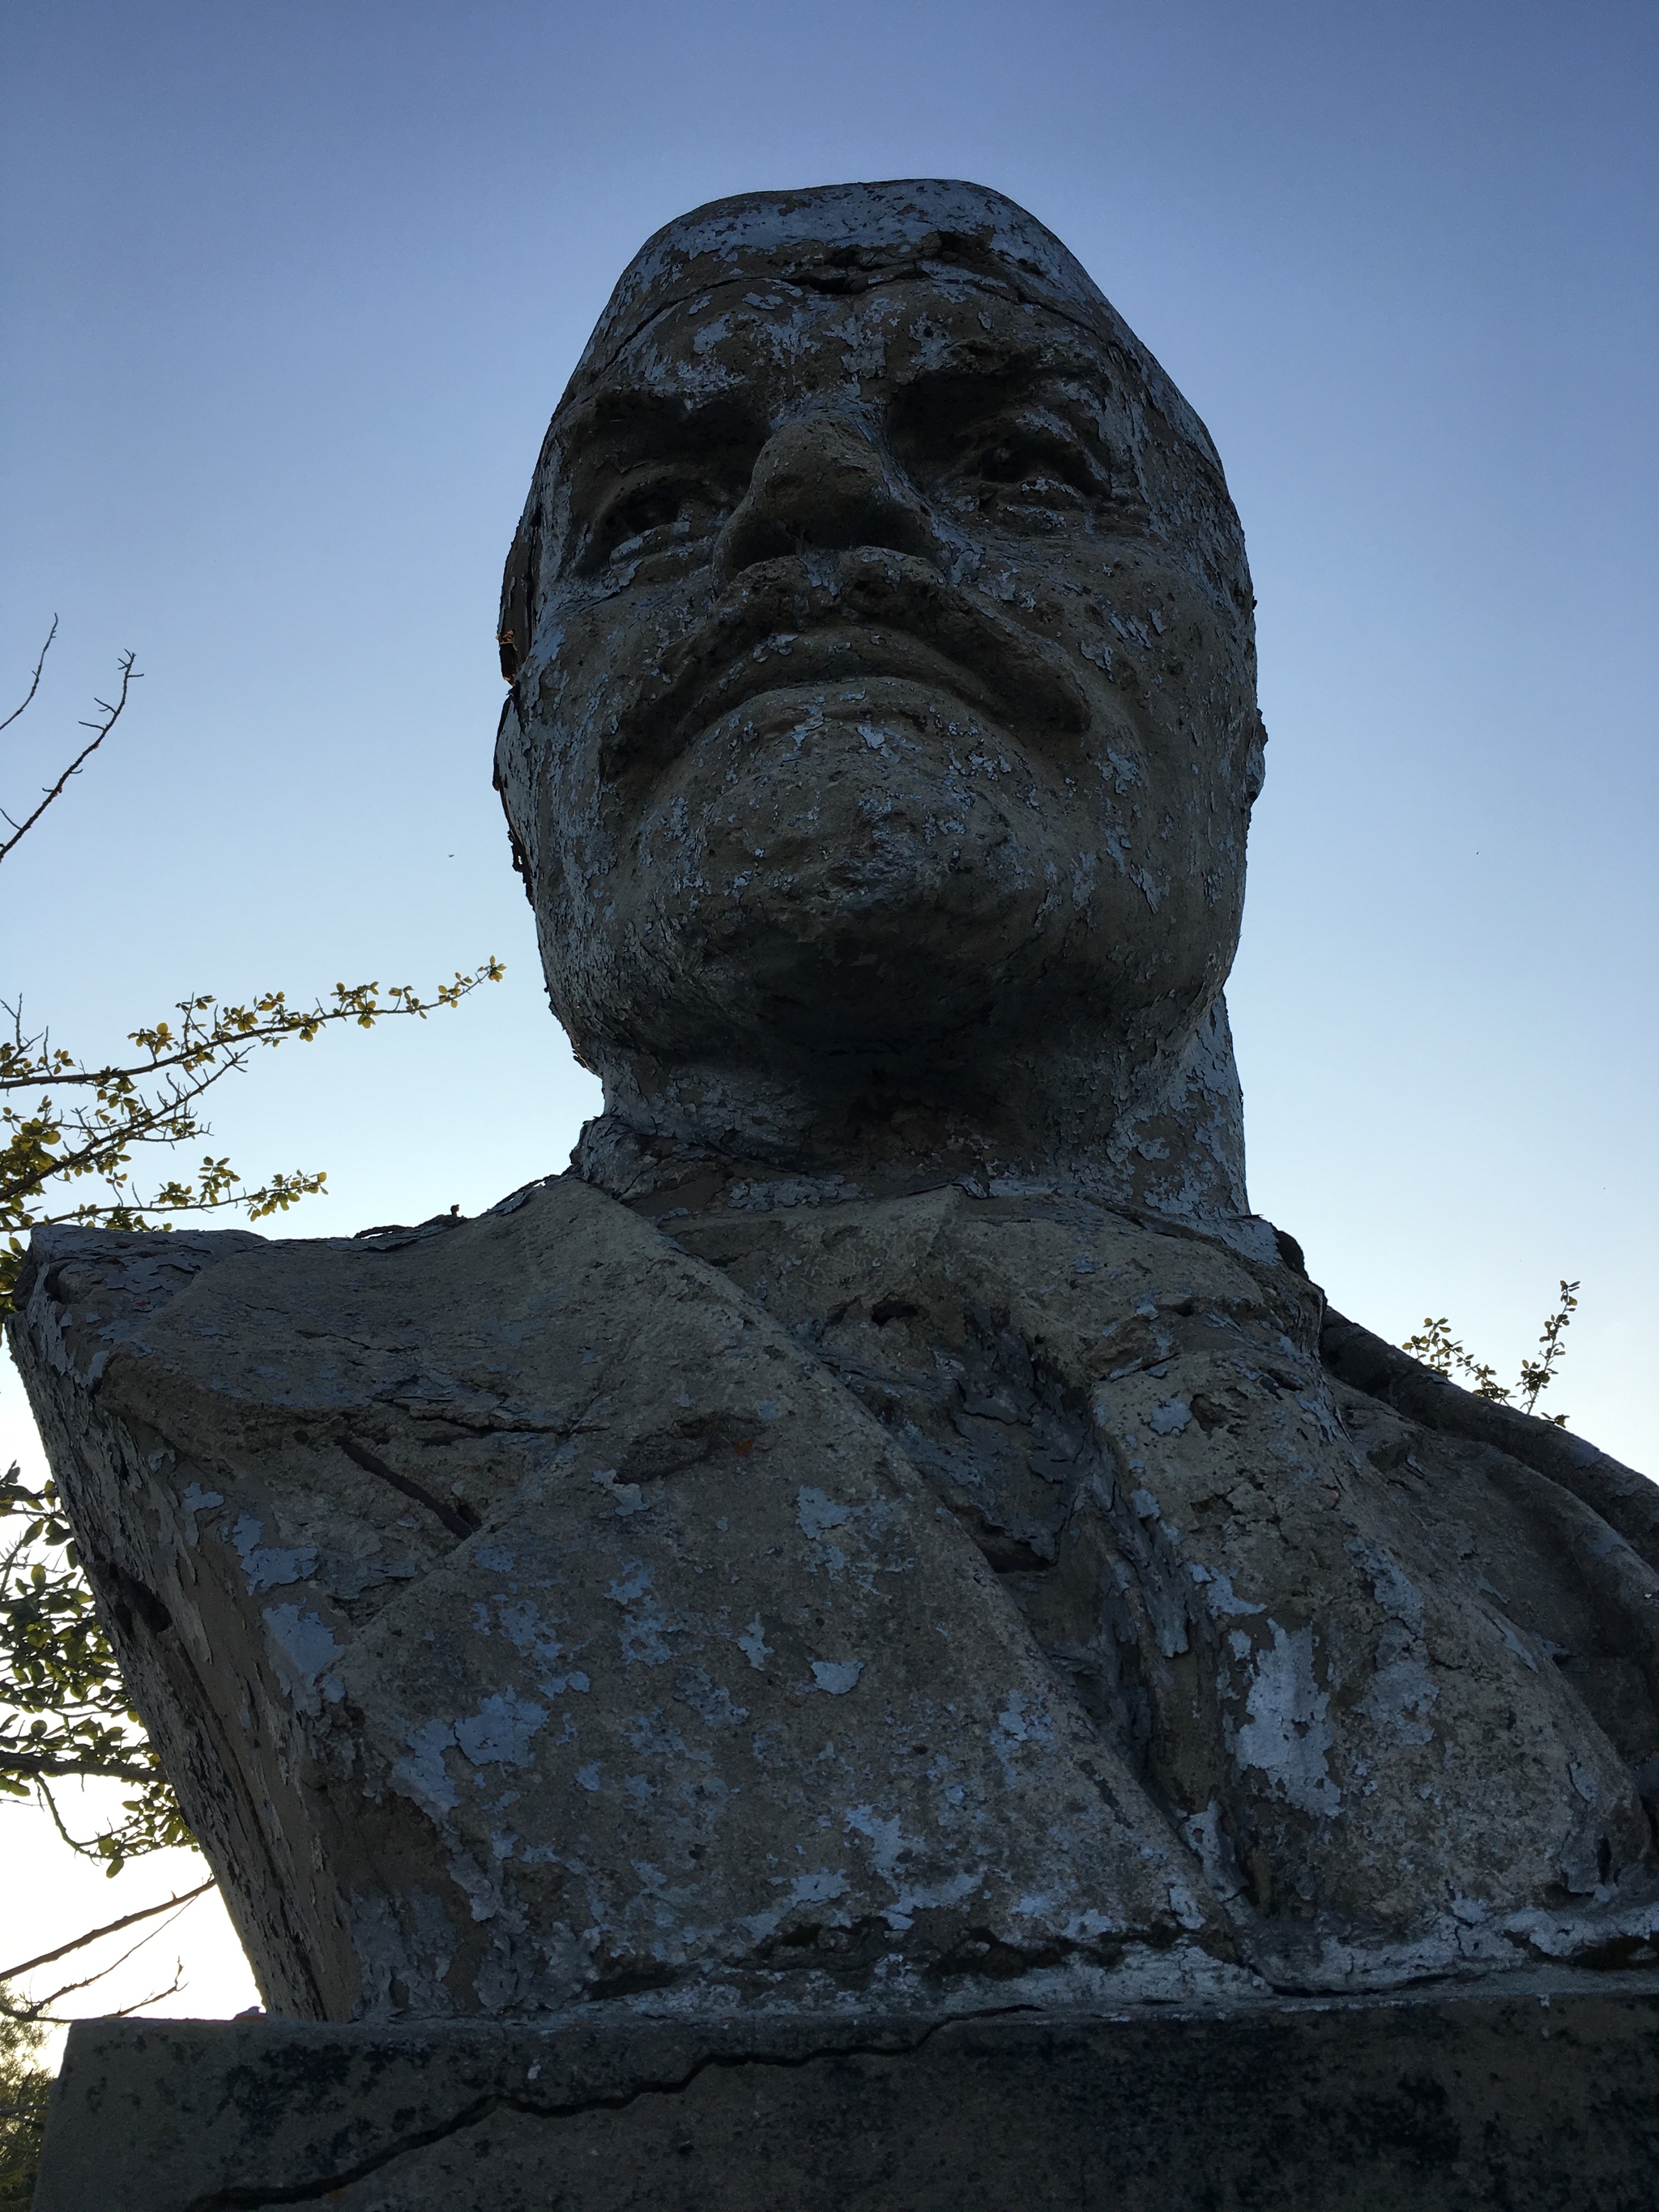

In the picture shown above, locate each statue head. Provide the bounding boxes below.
[496,180,1266,1219]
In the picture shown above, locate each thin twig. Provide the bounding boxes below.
[3,1957,186,2027]
[0,649,139,863]
[25,1952,156,2013]
[0,617,58,738]
[34,1775,109,1861]
[101,1962,187,2018]
[2,1894,203,2022]
[28,1910,196,2008]
[0,1749,162,1784]
[0,1875,215,1982]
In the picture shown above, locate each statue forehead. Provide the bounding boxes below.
[571,274,1114,424]
[561,181,1216,471]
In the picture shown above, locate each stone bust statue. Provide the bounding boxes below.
[493,178,1261,1230]
[15,183,1659,2031]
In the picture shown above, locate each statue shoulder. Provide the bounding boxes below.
[6,1171,656,1410]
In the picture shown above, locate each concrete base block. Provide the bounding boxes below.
[35,1972,1659,2211]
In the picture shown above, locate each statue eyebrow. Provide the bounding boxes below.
[898,348,1047,389]
[895,338,1115,407]
[889,357,1111,453]
[552,387,763,474]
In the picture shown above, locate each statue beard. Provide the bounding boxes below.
[543,685,1209,1089]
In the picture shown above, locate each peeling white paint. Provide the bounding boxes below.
[1234,1621,1341,1818]
[1188,1562,1263,1618]
[1346,1536,1424,1633]
[180,1483,223,1546]
[591,1468,647,1516]
[392,1718,460,1816]
[737,1613,772,1669]
[785,1869,849,1907]
[235,1515,319,1594]
[260,1603,338,1699]
[454,1693,548,1768]
[795,1486,851,1538]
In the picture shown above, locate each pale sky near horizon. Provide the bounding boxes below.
[2,0,1653,2046]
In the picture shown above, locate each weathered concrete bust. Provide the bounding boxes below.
[13,184,1659,2035]
[493,178,1263,1223]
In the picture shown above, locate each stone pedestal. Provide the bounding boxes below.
[34,1973,1659,2210]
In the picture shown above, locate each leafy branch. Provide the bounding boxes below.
[0,1997,51,2206]
[0,961,502,1315]
[0,1462,188,1871]
[1402,1279,1580,1426]
[0,629,502,1890]
[0,626,503,1315]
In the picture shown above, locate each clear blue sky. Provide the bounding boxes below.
[2,0,1653,1479]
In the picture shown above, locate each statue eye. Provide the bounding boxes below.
[584,475,723,573]
[965,427,1094,502]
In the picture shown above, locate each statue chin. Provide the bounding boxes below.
[593,687,1193,1068]
[644,719,1043,995]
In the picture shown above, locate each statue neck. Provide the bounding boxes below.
[569,995,1253,1233]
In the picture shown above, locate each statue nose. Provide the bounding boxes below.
[714,413,939,582]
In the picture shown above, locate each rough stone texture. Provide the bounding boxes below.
[493,177,1265,1219]
[10,179,1659,2048]
[14,1182,1659,2022]
[15,1187,1229,2022]
[32,1976,1659,2210]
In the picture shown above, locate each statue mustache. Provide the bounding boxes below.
[601,549,1091,780]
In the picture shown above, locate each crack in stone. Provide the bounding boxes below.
[185,2005,1035,2209]
[337,1438,481,1541]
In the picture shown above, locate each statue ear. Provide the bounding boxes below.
[499,503,543,681]
[1242,710,1268,807]
[492,690,543,918]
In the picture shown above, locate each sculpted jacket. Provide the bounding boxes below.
[13,1177,1659,2022]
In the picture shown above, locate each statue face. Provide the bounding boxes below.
[499,219,1263,1122]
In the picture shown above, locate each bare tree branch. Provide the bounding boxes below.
[0,1877,215,1983]
[1,1893,203,2023]
[96,1963,188,2018]
[0,617,58,739]
[0,647,139,862]
[2,1953,187,2027]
